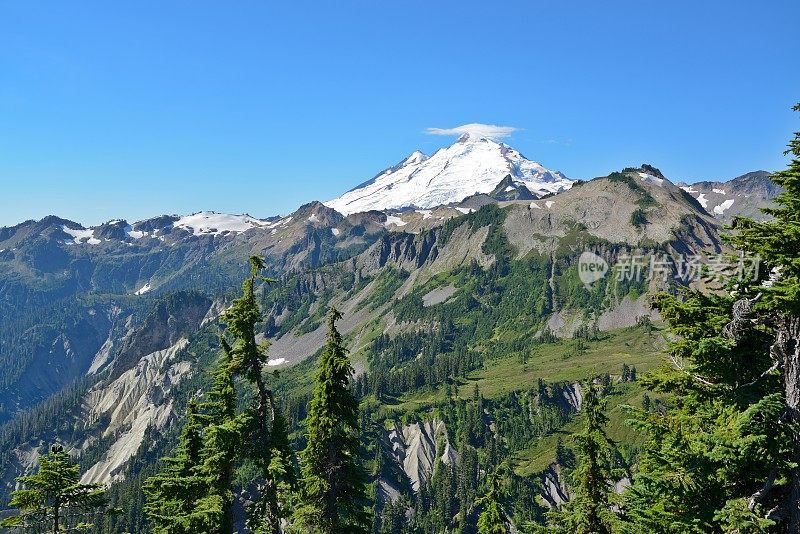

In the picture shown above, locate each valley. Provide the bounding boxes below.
[0,138,784,532]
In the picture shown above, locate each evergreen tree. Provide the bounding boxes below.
[547,385,618,533]
[221,256,295,532]
[143,257,294,534]
[727,102,800,530]
[0,443,115,533]
[143,399,214,533]
[293,307,370,533]
[378,499,407,534]
[456,438,479,529]
[197,350,243,534]
[621,364,630,383]
[623,104,800,532]
[555,438,576,472]
[477,471,509,534]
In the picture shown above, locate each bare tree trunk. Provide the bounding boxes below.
[53,497,60,534]
[250,350,282,534]
[774,315,800,531]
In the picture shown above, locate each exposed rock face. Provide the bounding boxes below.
[383,419,456,495]
[561,383,583,413]
[487,175,537,201]
[80,338,191,485]
[422,284,458,307]
[596,295,660,331]
[1,443,43,495]
[503,168,721,256]
[545,310,584,338]
[541,463,571,509]
[109,292,211,379]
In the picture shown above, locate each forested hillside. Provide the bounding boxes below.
[0,134,796,532]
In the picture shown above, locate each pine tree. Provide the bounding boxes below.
[547,385,618,533]
[477,471,509,534]
[0,443,115,533]
[143,399,213,533]
[221,256,295,532]
[292,306,370,533]
[622,104,800,532]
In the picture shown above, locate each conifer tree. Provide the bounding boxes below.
[727,102,800,530]
[221,256,295,532]
[622,104,800,532]
[197,350,242,534]
[143,399,215,533]
[0,443,115,533]
[293,306,370,533]
[547,385,618,533]
[477,471,509,534]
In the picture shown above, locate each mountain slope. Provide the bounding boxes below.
[679,170,780,223]
[0,165,740,530]
[326,133,573,214]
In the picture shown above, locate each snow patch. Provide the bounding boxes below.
[126,226,146,239]
[62,226,101,245]
[331,228,340,236]
[713,198,735,215]
[545,200,555,208]
[638,172,664,187]
[697,193,709,209]
[174,212,267,235]
[712,188,726,195]
[135,283,152,296]
[385,215,408,227]
[681,185,698,194]
[454,207,474,214]
[529,202,541,209]
[267,358,286,366]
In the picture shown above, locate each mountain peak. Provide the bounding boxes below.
[457,132,475,143]
[326,137,573,215]
[404,150,428,165]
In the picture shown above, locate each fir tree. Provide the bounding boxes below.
[727,102,800,530]
[197,350,243,534]
[622,104,800,532]
[143,399,214,533]
[0,443,115,533]
[547,385,618,533]
[221,256,295,532]
[477,471,509,534]
[293,306,370,533]
[621,364,630,383]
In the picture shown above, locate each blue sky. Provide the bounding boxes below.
[1,1,799,227]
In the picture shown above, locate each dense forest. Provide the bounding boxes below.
[2,108,800,533]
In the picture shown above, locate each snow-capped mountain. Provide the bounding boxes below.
[325,133,574,215]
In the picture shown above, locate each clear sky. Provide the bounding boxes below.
[1,1,799,227]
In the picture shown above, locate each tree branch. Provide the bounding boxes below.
[748,468,777,512]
